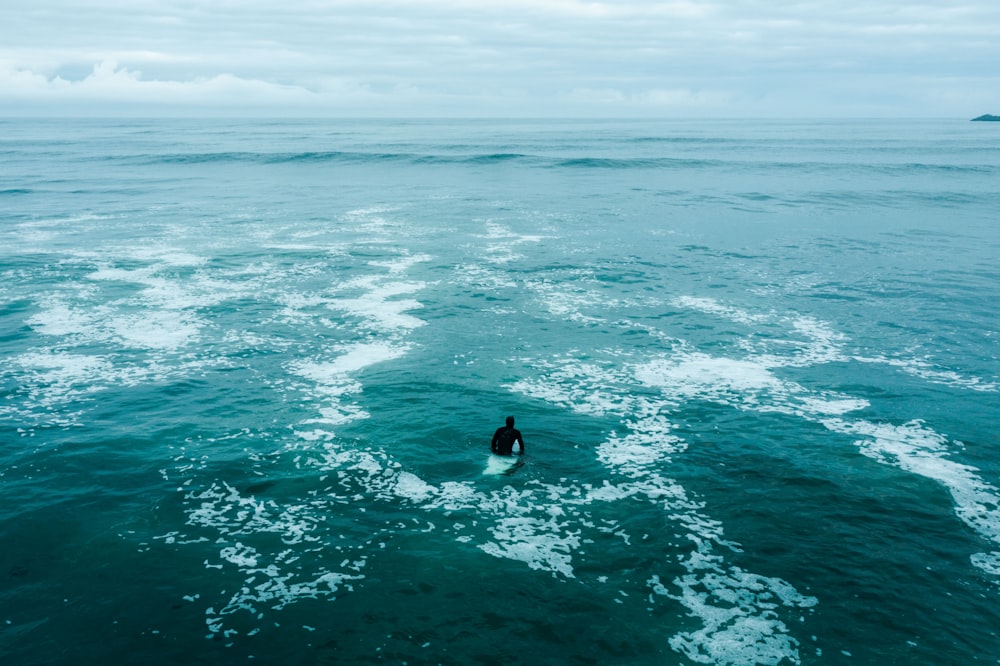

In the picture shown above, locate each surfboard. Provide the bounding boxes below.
[483,453,523,476]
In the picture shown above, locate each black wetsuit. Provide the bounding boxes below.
[491,426,524,456]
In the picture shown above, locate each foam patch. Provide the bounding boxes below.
[508,360,818,663]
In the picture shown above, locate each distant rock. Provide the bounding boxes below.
[971,114,1000,121]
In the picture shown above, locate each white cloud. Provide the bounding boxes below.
[1,60,308,104]
[567,87,732,110]
[0,58,402,115]
[1,1,999,116]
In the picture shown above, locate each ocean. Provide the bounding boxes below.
[1,117,998,665]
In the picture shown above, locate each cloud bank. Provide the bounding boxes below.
[2,0,999,117]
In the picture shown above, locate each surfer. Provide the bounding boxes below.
[491,416,525,456]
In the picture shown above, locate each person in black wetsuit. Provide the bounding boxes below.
[491,416,525,456]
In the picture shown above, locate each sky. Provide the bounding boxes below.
[1,0,998,117]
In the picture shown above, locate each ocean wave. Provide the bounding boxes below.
[554,156,720,169]
[104,150,728,170]
[81,147,1000,180]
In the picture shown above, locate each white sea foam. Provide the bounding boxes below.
[85,252,263,315]
[220,543,259,568]
[328,281,426,332]
[596,407,684,478]
[275,292,332,324]
[481,222,547,245]
[291,342,410,426]
[508,359,817,663]
[13,214,111,244]
[632,343,1000,578]
[673,295,769,326]
[179,275,994,655]
[172,334,825,658]
[128,247,207,268]
[633,348,872,422]
[140,257,985,653]
[8,349,213,427]
[452,263,518,290]
[288,248,425,425]
[29,293,203,351]
[187,482,321,545]
[483,222,512,239]
[26,301,99,339]
[15,350,110,378]
[678,296,995,394]
[12,351,112,413]
[856,354,999,393]
[184,479,369,639]
[370,253,432,275]
[673,296,847,368]
[343,206,403,235]
[665,564,818,666]
[970,552,1000,576]
[477,222,546,265]
[797,396,869,416]
[766,316,848,368]
[636,353,784,398]
[406,479,590,578]
[822,418,1000,548]
[512,358,637,417]
[87,265,158,283]
[299,342,409,379]
[108,309,202,350]
[393,471,436,503]
[640,299,1000,578]
[527,281,605,324]
[479,516,580,578]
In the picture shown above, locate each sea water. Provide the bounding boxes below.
[1,118,998,665]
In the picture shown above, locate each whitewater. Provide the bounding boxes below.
[1,118,998,665]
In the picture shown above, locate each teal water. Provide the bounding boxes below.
[1,118,999,665]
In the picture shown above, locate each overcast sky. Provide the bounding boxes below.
[2,0,998,117]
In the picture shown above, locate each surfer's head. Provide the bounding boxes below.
[506,416,515,427]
